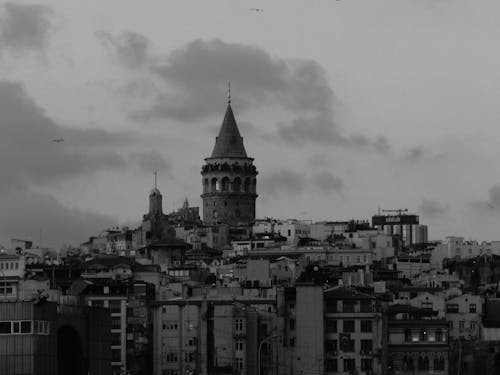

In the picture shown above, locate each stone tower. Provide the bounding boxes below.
[201,98,258,226]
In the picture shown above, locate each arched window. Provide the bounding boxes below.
[233,177,241,192]
[211,178,218,193]
[244,178,251,193]
[204,179,209,193]
[222,177,230,192]
[402,356,409,371]
[433,356,445,371]
[252,178,257,193]
[407,357,414,370]
[213,210,218,219]
[418,356,429,371]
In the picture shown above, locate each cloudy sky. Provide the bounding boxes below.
[1,0,500,248]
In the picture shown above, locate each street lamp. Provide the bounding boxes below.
[258,334,279,375]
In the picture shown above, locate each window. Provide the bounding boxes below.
[360,320,372,333]
[235,319,244,333]
[236,340,244,351]
[236,358,244,370]
[360,339,372,352]
[459,321,465,331]
[184,352,194,362]
[325,300,338,313]
[403,356,414,371]
[166,353,178,362]
[289,337,295,347]
[446,304,459,313]
[405,329,412,342]
[420,329,428,341]
[343,358,355,372]
[361,359,373,372]
[326,318,337,333]
[435,329,443,342]
[111,349,121,362]
[343,301,355,313]
[289,319,295,330]
[469,304,477,313]
[325,359,337,372]
[20,321,31,334]
[360,300,372,313]
[343,320,355,333]
[164,321,178,330]
[111,318,121,330]
[418,356,429,371]
[433,356,445,371]
[325,340,337,353]
[0,321,10,334]
[470,321,477,331]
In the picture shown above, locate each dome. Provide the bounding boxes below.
[150,187,161,196]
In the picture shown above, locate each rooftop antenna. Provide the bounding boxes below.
[227,81,231,104]
[154,169,158,189]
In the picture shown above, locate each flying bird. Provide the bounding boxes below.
[52,139,64,143]
[250,8,264,12]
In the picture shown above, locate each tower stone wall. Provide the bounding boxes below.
[201,102,257,226]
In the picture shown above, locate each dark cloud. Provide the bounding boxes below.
[0,191,117,249]
[96,31,150,69]
[260,170,305,196]
[121,38,387,151]
[313,172,346,195]
[0,3,54,54]
[0,80,131,192]
[418,198,450,218]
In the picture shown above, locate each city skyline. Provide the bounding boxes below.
[2,0,500,247]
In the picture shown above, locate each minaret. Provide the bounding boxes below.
[149,169,163,216]
[201,87,258,226]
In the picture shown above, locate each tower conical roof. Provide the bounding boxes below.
[210,104,248,158]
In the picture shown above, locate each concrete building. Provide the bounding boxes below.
[445,294,482,339]
[0,299,111,375]
[0,253,25,300]
[152,289,278,375]
[201,98,258,227]
[432,236,500,265]
[322,286,384,375]
[388,304,449,375]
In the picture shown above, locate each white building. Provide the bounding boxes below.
[432,236,500,265]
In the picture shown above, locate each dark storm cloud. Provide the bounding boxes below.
[0,80,131,192]
[0,3,54,54]
[0,191,117,248]
[96,31,150,69]
[313,172,346,195]
[121,38,387,151]
[418,198,450,218]
[260,170,306,196]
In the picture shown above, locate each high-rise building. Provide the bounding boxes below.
[201,97,258,226]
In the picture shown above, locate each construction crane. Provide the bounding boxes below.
[381,208,408,216]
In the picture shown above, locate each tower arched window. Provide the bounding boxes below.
[252,179,257,193]
[211,178,218,193]
[244,178,251,193]
[233,177,241,192]
[204,179,209,193]
[222,177,230,192]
